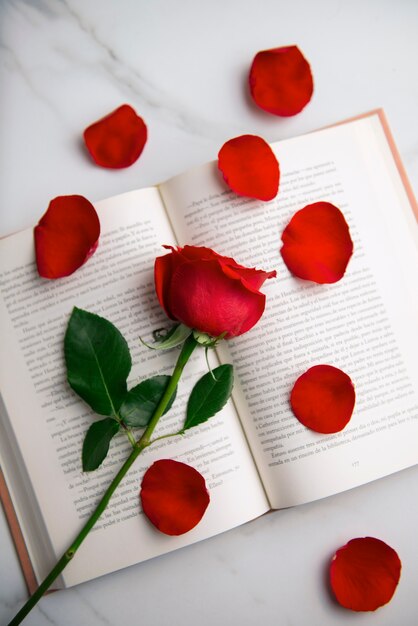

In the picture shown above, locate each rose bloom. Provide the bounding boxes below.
[154,245,276,338]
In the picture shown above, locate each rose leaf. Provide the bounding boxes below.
[65,307,131,416]
[119,375,177,428]
[183,364,234,431]
[82,418,120,472]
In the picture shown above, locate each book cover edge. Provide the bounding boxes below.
[0,467,38,595]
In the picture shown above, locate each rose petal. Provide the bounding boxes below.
[140,460,210,536]
[330,537,401,611]
[83,104,147,168]
[218,135,280,201]
[154,246,185,320]
[169,258,268,338]
[280,202,353,283]
[34,195,100,279]
[181,245,276,288]
[220,263,276,291]
[290,365,355,433]
[249,45,313,116]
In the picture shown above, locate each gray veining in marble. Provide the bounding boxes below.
[1,1,418,624]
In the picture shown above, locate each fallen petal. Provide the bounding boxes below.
[218,134,280,201]
[34,195,100,279]
[249,45,313,116]
[290,365,355,433]
[140,459,210,535]
[83,104,147,168]
[280,202,353,283]
[330,537,401,611]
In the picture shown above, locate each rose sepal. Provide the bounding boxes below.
[140,323,192,350]
[192,330,228,347]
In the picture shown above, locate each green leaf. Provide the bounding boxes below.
[140,323,192,350]
[65,307,132,416]
[183,364,234,431]
[82,418,120,471]
[119,375,177,427]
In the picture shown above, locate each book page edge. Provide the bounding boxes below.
[328,109,418,221]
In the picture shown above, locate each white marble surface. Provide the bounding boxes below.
[1,0,418,624]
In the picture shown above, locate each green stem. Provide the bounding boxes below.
[149,431,183,445]
[138,335,196,448]
[8,335,197,626]
[120,422,137,448]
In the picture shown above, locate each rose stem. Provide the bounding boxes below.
[8,334,197,626]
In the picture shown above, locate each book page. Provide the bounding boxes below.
[0,188,268,587]
[160,112,418,509]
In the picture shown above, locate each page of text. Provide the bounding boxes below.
[0,188,268,586]
[160,113,418,508]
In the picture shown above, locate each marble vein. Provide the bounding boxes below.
[0,42,64,121]
[36,603,58,625]
[72,588,115,626]
[58,0,243,142]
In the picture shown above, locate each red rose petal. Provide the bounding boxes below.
[169,259,267,338]
[34,195,100,279]
[280,202,353,283]
[249,45,313,116]
[290,365,355,433]
[140,460,210,536]
[218,135,280,201]
[154,246,184,321]
[330,537,401,611]
[83,104,147,168]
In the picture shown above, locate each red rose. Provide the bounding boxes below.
[154,245,276,338]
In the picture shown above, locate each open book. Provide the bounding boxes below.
[1,110,418,594]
